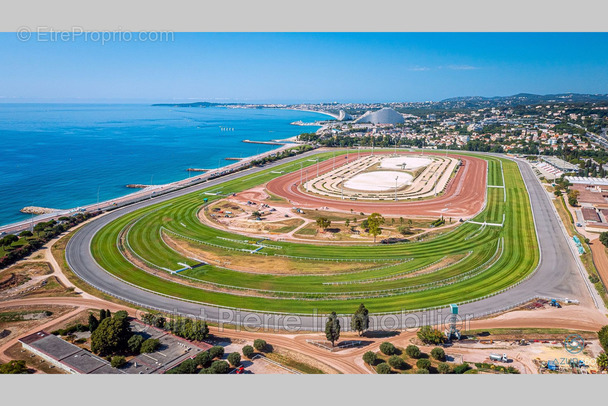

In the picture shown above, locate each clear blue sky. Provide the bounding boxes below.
[2,32,608,103]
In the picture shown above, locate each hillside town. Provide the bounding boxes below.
[286,96,608,176]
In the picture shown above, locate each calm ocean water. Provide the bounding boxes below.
[0,104,326,227]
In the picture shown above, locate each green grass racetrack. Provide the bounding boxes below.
[90,152,539,314]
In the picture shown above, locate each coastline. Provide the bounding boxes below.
[0,142,301,234]
[280,107,339,120]
[0,105,332,230]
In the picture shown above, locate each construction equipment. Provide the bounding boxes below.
[489,353,508,363]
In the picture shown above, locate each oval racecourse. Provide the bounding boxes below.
[60,148,571,324]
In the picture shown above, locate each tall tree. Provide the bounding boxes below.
[367,212,385,242]
[88,313,99,332]
[600,233,608,248]
[597,352,608,371]
[598,325,608,352]
[316,217,331,232]
[350,303,369,336]
[91,311,131,356]
[325,312,341,347]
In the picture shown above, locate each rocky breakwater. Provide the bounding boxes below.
[20,206,59,215]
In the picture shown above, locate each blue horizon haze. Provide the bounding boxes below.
[1,33,608,103]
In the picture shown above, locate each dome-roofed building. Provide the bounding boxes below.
[354,107,405,125]
[338,110,353,121]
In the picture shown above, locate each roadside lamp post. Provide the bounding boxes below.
[300,162,303,185]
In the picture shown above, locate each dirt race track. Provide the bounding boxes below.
[589,239,608,290]
[265,151,487,217]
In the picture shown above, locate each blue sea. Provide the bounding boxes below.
[0,104,327,227]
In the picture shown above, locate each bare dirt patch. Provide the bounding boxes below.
[0,305,75,349]
[0,262,75,300]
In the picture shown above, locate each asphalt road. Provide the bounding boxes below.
[65,150,597,331]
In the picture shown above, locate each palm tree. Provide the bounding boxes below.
[597,352,608,371]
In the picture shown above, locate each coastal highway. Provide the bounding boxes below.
[65,150,599,330]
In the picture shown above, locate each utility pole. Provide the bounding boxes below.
[316,158,319,178]
[300,162,303,185]
[395,176,399,201]
[97,186,100,210]
[333,152,335,170]
[340,176,345,200]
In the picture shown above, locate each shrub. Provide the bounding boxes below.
[506,366,520,374]
[416,368,430,374]
[437,362,451,374]
[110,356,126,368]
[416,359,431,370]
[209,360,230,374]
[127,334,144,354]
[172,359,197,374]
[141,313,167,329]
[209,346,225,359]
[430,347,446,361]
[195,351,211,367]
[0,360,28,374]
[376,362,391,374]
[405,345,421,359]
[227,352,241,367]
[242,345,254,359]
[388,355,406,370]
[598,325,608,352]
[417,326,445,345]
[253,339,267,352]
[140,338,160,353]
[52,323,89,336]
[166,317,209,341]
[362,351,377,365]
[379,342,396,356]
[453,363,471,374]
